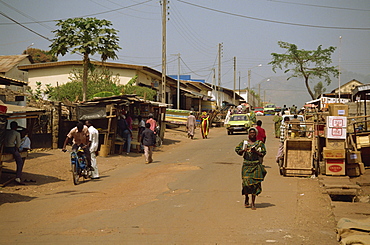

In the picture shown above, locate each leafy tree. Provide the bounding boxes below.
[48,68,157,101]
[49,67,122,101]
[23,48,57,63]
[269,41,339,100]
[49,17,121,101]
[313,81,326,99]
[27,82,54,101]
[119,75,157,100]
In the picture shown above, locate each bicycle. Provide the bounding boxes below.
[63,148,92,185]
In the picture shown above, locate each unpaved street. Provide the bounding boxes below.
[0,116,337,244]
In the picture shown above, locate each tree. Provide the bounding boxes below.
[269,41,339,100]
[23,48,57,63]
[48,68,157,102]
[49,17,121,101]
[313,81,326,99]
[49,67,123,101]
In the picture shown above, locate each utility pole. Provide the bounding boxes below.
[177,53,180,109]
[212,68,217,106]
[233,56,236,105]
[338,36,342,103]
[218,43,223,107]
[238,72,241,102]
[161,0,167,103]
[247,69,251,104]
[258,83,261,107]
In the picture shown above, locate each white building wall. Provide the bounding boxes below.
[27,65,140,91]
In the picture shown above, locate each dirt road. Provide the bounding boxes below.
[0,116,337,244]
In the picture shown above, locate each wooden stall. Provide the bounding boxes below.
[0,102,45,186]
[76,95,168,156]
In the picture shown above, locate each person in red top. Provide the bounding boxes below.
[255,120,266,143]
[146,113,157,133]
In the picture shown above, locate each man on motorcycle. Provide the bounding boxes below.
[62,122,93,170]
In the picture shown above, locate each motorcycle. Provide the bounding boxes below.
[63,147,91,185]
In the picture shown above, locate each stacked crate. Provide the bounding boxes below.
[324,112,347,176]
[346,150,364,177]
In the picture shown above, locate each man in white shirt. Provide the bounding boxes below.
[86,120,99,179]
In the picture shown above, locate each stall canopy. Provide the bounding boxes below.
[0,100,45,119]
[76,94,170,120]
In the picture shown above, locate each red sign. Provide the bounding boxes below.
[328,165,343,172]
[327,159,344,164]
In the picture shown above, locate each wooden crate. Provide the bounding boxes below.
[282,138,314,176]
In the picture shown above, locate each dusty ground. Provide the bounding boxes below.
[0,126,188,204]
[0,118,343,244]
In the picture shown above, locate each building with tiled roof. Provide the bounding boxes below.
[0,55,32,82]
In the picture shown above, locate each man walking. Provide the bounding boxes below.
[4,121,25,185]
[255,120,266,143]
[118,111,133,155]
[273,113,283,138]
[186,112,196,139]
[85,120,99,179]
[141,123,156,164]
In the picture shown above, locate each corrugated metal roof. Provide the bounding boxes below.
[0,75,28,86]
[0,100,45,114]
[78,94,170,108]
[0,55,29,73]
[18,60,179,86]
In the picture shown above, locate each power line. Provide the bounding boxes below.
[170,3,214,54]
[87,0,158,20]
[176,0,370,30]
[268,0,370,12]
[0,0,154,25]
[0,0,53,30]
[0,11,52,41]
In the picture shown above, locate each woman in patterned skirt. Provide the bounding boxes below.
[235,127,267,210]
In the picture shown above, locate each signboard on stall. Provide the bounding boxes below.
[320,97,350,109]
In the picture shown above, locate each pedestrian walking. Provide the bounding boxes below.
[255,120,266,143]
[146,113,157,133]
[85,120,99,179]
[276,116,290,163]
[200,112,209,139]
[273,113,283,138]
[138,115,146,152]
[249,110,256,124]
[186,112,196,139]
[141,122,156,164]
[4,121,25,185]
[118,111,133,155]
[235,127,267,210]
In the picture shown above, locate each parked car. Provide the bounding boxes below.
[254,107,264,116]
[225,114,253,135]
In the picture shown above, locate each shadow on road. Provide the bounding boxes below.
[256,202,276,209]
[0,193,36,206]
[27,152,54,159]
[0,168,65,188]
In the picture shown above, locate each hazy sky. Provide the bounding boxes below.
[1,0,369,106]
